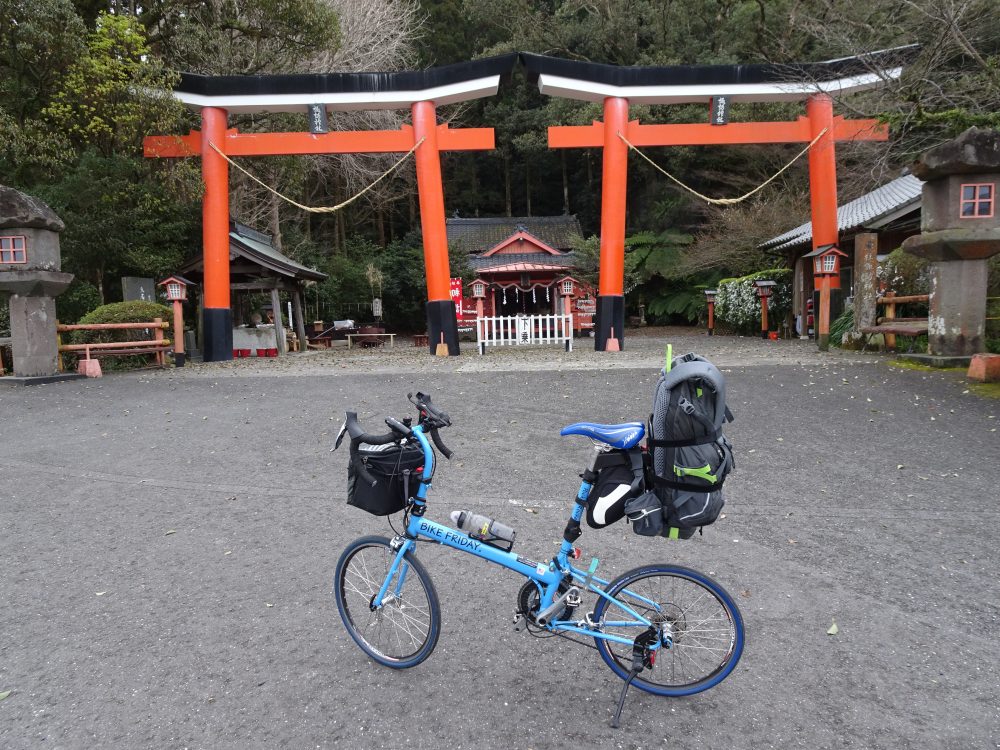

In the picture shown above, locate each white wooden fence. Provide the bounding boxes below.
[476,314,573,355]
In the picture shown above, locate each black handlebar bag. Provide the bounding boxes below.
[347,442,424,515]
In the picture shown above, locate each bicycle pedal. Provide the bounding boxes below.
[566,592,582,607]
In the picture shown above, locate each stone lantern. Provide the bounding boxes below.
[903,127,1000,360]
[0,187,77,384]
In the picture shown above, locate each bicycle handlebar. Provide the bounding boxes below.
[340,393,453,487]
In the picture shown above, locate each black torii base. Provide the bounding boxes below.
[426,299,460,356]
[594,295,625,352]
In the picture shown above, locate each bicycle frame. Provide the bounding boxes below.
[371,424,666,651]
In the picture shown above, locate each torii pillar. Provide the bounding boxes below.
[145,56,517,359]
[523,48,915,351]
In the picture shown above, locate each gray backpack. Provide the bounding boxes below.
[626,353,734,537]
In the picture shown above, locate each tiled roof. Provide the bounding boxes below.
[761,174,923,251]
[182,222,328,281]
[229,223,328,281]
[448,215,584,253]
[470,252,576,271]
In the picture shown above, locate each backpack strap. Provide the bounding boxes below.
[653,475,725,493]
[647,431,721,448]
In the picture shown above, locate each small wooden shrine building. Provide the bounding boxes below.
[180,222,327,355]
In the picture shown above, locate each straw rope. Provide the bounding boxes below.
[618,127,829,206]
[208,137,425,214]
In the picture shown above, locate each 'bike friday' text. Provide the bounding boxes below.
[418,521,482,552]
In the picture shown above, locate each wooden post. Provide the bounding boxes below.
[760,296,770,338]
[853,233,878,336]
[270,288,286,355]
[292,288,307,353]
[153,317,165,366]
[172,300,185,367]
[883,291,897,352]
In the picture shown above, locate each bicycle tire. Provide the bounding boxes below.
[334,535,441,669]
[592,564,744,697]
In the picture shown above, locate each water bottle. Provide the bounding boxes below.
[450,510,516,549]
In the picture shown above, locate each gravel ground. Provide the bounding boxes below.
[1,328,998,749]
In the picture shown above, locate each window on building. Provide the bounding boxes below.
[0,236,27,263]
[960,183,994,218]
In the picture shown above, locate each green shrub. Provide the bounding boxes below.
[67,300,173,370]
[715,268,792,335]
[56,279,102,324]
[829,305,855,347]
[878,248,929,296]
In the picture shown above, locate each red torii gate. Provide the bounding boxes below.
[145,56,517,361]
[522,48,916,351]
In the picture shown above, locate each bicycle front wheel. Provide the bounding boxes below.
[592,564,744,697]
[334,535,441,669]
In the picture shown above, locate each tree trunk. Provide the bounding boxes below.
[269,191,282,251]
[561,151,570,214]
[376,204,386,246]
[525,159,532,217]
[504,154,512,217]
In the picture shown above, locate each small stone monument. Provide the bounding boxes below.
[0,186,80,384]
[902,127,1000,362]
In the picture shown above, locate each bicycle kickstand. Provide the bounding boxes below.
[610,629,657,729]
[609,663,641,729]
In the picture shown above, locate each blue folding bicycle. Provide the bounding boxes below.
[333,392,744,726]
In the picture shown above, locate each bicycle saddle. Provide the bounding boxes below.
[560,421,645,449]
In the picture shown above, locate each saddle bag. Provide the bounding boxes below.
[347,441,424,516]
[584,449,644,529]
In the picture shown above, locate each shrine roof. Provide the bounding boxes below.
[761,173,923,251]
[181,222,327,281]
[448,215,583,253]
[470,252,576,273]
[171,54,518,113]
[521,46,918,104]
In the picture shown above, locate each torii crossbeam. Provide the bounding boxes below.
[522,47,918,351]
[145,55,517,361]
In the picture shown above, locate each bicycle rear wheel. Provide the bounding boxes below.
[334,535,441,669]
[593,564,744,697]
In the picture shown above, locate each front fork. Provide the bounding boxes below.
[370,535,413,611]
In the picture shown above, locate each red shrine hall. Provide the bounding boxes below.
[447,216,595,332]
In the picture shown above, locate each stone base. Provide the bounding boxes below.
[0,372,86,387]
[77,358,102,378]
[968,353,1000,383]
[898,353,972,369]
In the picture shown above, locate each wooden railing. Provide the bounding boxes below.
[57,319,171,368]
[860,293,929,353]
[476,314,573,355]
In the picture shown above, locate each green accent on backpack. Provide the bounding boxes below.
[673,463,718,483]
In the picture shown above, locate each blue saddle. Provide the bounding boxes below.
[560,421,645,450]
